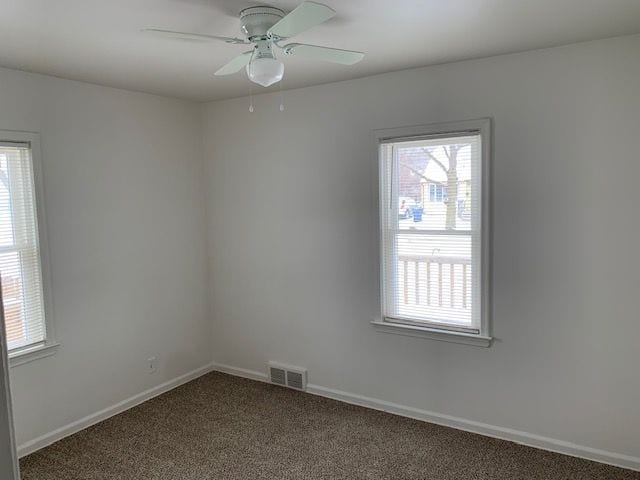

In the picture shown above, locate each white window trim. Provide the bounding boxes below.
[8,342,59,367]
[373,119,492,347]
[0,130,58,367]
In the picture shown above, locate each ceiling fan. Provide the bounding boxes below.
[143,1,364,87]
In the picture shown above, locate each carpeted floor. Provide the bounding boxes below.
[20,372,639,479]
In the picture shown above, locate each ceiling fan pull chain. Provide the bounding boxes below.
[249,82,254,113]
[279,77,285,112]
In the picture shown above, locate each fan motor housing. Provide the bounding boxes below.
[240,6,285,39]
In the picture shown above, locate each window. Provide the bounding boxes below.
[0,132,54,360]
[375,120,490,346]
[428,184,448,203]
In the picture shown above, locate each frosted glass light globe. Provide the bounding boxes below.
[246,57,284,87]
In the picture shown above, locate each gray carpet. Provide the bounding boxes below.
[20,372,639,479]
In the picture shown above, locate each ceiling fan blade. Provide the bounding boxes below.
[268,1,336,39]
[214,51,254,76]
[142,28,247,45]
[283,43,364,65]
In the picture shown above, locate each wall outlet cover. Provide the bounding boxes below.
[147,356,158,374]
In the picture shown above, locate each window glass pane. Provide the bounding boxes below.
[0,252,27,348]
[381,133,482,332]
[0,144,47,351]
[0,154,15,247]
[394,233,472,327]
[397,138,476,231]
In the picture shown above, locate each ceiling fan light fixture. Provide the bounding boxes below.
[145,2,364,89]
[246,57,284,87]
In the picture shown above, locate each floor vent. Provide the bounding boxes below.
[270,366,287,386]
[268,362,307,391]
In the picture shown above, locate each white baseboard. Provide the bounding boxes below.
[211,362,640,472]
[18,363,214,458]
[214,362,268,383]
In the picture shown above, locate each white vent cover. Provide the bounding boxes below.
[269,366,286,386]
[268,362,307,391]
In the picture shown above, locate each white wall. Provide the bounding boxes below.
[0,67,211,445]
[202,35,640,462]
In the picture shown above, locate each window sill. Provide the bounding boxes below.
[9,342,60,368]
[371,320,492,347]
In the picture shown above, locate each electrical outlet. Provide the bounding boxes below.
[147,356,158,374]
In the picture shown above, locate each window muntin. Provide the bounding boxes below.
[380,131,484,334]
[0,142,47,352]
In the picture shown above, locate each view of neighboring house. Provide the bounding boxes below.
[397,140,474,230]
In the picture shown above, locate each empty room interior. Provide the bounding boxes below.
[1,1,640,478]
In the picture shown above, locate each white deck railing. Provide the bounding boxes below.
[398,255,471,309]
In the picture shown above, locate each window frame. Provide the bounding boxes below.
[0,130,58,367]
[372,119,492,347]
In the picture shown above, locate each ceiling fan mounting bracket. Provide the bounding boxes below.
[240,6,285,39]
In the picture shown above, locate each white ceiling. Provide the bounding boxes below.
[2,0,640,101]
